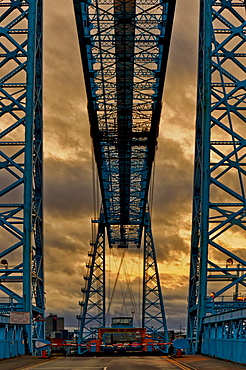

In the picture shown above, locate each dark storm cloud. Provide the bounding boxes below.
[58,282,189,331]
[44,0,90,156]
[161,275,188,330]
[44,0,85,94]
[43,0,85,99]
[150,137,193,262]
[42,0,99,322]
[154,137,193,209]
[165,0,199,92]
[154,232,188,264]
[45,219,91,256]
[42,0,199,330]
[44,156,93,219]
[44,239,189,331]
[147,0,200,266]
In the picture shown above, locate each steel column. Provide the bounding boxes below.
[187,0,246,354]
[143,209,168,344]
[77,218,106,349]
[0,0,44,354]
[78,208,168,348]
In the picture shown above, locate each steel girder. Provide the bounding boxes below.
[202,309,246,363]
[73,0,176,248]
[187,0,246,354]
[0,0,44,353]
[143,209,168,342]
[78,207,168,348]
[77,219,106,347]
[0,316,25,359]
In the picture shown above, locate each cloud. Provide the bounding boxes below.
[40,0,200,332]
[165,0,199,91]
[47,272,189,332]
[44,156,93,219]
[0,0,202,334]
[148,136,193,264]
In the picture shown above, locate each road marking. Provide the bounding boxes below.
[166,359,190,370]
[165,357,198,370]
[15,360,53,370]
[19,368,106,370]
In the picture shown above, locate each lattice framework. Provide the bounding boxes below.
[74,0,175,349]
[74,0,175,248]
[77,222,106,342]
[0,0,44,352]
[187,0,246,353]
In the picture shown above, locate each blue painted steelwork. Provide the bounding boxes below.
[187,0,246,354]
[73,0,175,350]
[202,309,246,364]
[0,315,25,359]
[143,209,168,342]
[77,209,168,349]
[73,0,176,248]
[77,217,106,345]
[0,0,44,355]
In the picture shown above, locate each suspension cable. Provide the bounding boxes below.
[106,249,126,318]
[149,156,156,217]
[121,255,140,323]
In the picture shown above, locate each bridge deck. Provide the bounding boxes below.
[0,355,245,370]
[168,355,246,369]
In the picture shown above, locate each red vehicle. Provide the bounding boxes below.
[87,317,159,353]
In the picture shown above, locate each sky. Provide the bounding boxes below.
[43,0,200,332]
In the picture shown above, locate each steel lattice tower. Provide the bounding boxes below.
[0,0,44,353]
[73,0,176,349]
[187,0,246,354]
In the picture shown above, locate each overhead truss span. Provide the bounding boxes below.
[73,0,176,248]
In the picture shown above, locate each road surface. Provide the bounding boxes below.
[1,355,246,370]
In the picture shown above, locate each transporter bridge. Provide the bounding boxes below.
[73,0,176,352]
[0,0,246,363]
